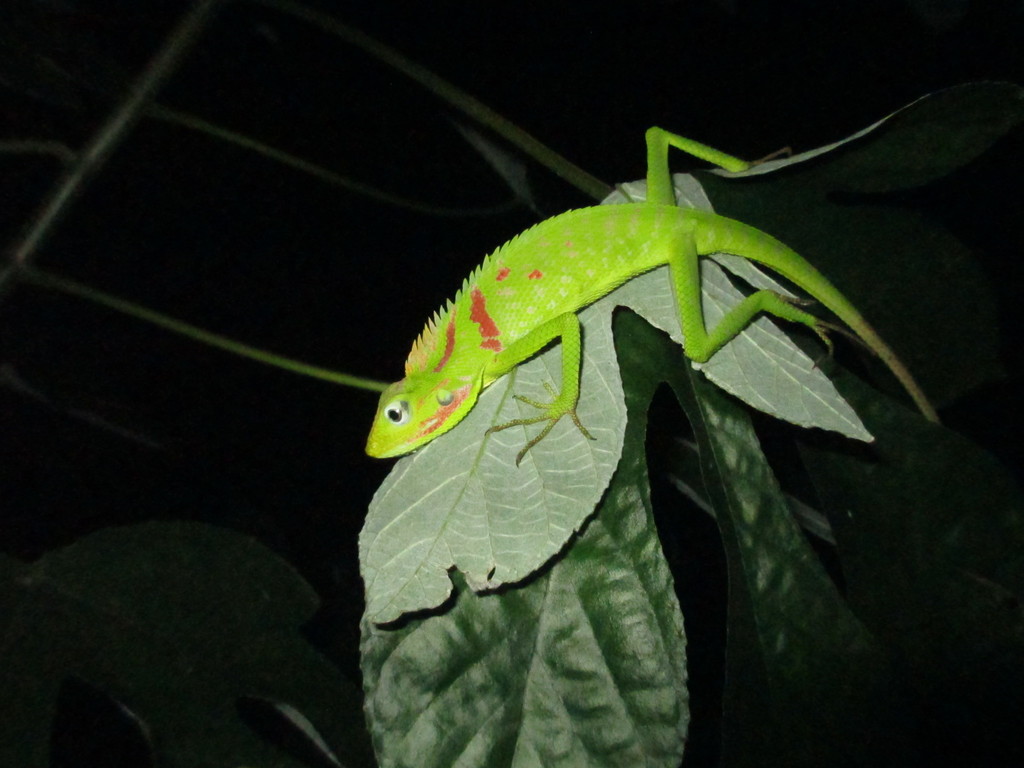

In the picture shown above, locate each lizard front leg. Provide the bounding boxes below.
[485,312,595,465]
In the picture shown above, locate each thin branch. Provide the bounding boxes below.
[147,104,518,217]
[23,267,388,393]
[0,140,76,164]
[1,0,224,292]
[251,0,612,202]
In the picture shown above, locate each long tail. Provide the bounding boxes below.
[695,211,940,423]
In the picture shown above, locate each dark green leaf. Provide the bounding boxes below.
[0,522,372,768]
[643,310,911,767]
[800,368,1024,763]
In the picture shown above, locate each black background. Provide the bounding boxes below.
[2,3,1023,761]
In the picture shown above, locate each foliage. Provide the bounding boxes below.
[1,2,1023,767]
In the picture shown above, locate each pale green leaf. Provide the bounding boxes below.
[615,265,870,440]
[360,285,628,624]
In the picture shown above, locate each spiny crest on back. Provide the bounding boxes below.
[405,305,446,375]
[402,220,561,376]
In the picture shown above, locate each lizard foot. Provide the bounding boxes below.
[487,385,595,466]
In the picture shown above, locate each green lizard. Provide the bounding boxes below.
[366,127,939,464]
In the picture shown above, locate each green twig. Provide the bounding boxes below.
[1,0,224,294]
[22,267,388,393]
[147,104,517,217]
[0,140,76,164]
[252,0,612,202]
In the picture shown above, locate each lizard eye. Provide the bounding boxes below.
[436,389,453,406]
[384,399,411,425]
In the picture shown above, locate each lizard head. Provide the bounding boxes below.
[365,371,483,458]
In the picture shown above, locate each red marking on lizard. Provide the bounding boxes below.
[416,384,471,438]
[495,267,511,282]
[470,287,503,351]
[528,269,543,280]
[432,310,458,372]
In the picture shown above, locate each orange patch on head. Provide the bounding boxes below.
[496,267,511,281]
[528,269,543,280]
[416,384,471,438]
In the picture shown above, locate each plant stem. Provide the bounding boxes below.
[23,267,388,393]
[1,0,224,293]
[253,0,612,202]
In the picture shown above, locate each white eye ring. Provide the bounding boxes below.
[384,399,411,425]
[436,389,453,406]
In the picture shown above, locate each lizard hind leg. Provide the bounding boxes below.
[669,226,833,364]
[645,127,752,207]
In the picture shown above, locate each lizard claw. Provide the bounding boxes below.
[487,389,594,466]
